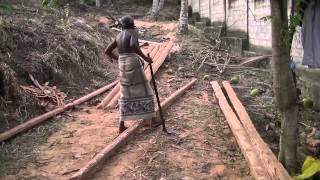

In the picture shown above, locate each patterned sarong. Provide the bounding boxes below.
[118,53,156,121]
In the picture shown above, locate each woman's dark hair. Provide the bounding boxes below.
[120,15,135,29]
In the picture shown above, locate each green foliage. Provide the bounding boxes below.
[0,3,13,14]
[41,0,90,8]
[41,0,60,8]
[294,156,320,180]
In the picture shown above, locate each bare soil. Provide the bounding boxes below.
[2,0,319,179]
[0,18,252,179]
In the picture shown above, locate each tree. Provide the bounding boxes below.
[96,0,101,8]
[150,0,160,20]
[178,0,188,34]
[150,0,166,20]
[159,0,165,10]
[270,0,298,174]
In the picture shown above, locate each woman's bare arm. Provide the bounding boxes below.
[105,40,118,61]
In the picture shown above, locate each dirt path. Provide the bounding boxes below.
[93,80,252,180]
[7,72,251,180]
[2,21,252,180]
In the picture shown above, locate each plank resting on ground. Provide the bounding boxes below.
[222,81,292,180]
[211,81,271,180]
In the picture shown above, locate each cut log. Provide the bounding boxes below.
[70,78,197,180]
[222,81,292,180]
[0,81,118,142]
[210,81,271,180]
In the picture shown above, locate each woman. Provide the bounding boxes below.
[105,15,156,133]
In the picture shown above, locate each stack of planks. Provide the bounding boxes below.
[211,81,292,180]
[97,41,174,109]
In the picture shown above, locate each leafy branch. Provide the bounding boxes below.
[0,3,13,15]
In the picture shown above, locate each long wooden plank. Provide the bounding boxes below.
[0,81,118,142]
[222,81,292,180]
[210,81,271,180]
[70,78,197,180]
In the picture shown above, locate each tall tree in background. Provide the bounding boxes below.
[159,0,165,10]
[178,0,188,33]
[150,0,160,20]
[150,0,166,20]
[96,0,101,8]
[270,0,298,174]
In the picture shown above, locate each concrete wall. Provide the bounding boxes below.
[191,0,200,13]
[210,0,225,25]
[200,0,211,18]
[296,66,320,110]
[189,0,273,52]
[188,0,295,53]
[248,0,272,52]
[226,0,248,38]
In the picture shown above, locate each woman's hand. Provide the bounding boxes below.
[145,54,153,64]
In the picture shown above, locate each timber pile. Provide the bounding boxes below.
[211,81,292,180]
[97,40,174,109]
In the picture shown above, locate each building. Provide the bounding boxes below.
[188,0,292,54]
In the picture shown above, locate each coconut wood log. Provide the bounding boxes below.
[0,81,118,142]
[211,81,271,180]
[222,81,292,180]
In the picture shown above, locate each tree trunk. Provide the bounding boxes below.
[159,0,165,10]
[96,0,101,8]
[150,0,160,20]
[179,0,188,34]
[270,0,298,174]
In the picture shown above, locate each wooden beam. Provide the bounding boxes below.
[210,81,271,180]
[222,81,292,180]
[0,81,118,142]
